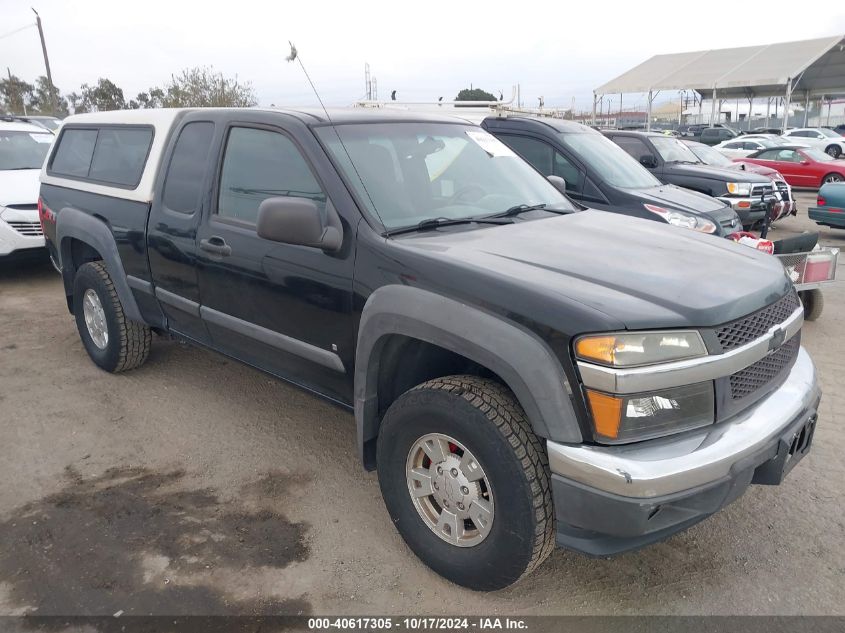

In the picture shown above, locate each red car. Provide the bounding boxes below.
[736,145,845,188]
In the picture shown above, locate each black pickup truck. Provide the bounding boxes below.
[605,130,776,228]
[38,108,820,590]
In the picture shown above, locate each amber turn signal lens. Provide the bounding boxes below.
[585,390,622,439]
[575,336,618,365]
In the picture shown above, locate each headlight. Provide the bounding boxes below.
[643,204,718,234]
[585,382,715,442]
[574,330,707,367]
[726,182,752,196]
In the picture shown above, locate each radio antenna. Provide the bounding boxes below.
[286,42,386,230]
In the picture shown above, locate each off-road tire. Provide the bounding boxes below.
[73,261,151,372]
[800,288,824,322]
[376,375,555,590]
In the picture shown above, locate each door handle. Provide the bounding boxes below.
[200,236,232,257]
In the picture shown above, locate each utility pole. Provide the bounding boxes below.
[32,8,58,115]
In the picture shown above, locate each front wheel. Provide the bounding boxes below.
[822,173,844,185]
[73,261,151,372]
[825,145,842,159]
[377,376,555,590]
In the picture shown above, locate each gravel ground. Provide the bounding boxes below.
[0,191,843,618]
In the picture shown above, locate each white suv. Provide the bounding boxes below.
[781,128,845,158]
[0,120,54,259]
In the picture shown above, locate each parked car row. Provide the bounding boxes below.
[34,106,823,590]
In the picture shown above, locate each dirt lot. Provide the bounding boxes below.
[1,192,844,618]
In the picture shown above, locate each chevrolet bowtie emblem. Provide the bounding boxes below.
[769,327,786,351]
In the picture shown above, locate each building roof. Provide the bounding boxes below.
[595,35,845,99]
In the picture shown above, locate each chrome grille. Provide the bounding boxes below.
[730,334,800,400]
[6,221,43,236]
[715,291,800,351]
[751,183,774,197]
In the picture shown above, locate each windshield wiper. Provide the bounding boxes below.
[487,203,574,219]
[383,216,511,237]
[2,166,40,171]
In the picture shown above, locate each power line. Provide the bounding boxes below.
[0,22,35,40]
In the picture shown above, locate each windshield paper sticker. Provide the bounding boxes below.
[30,134,54,143]
[465,130,516,157]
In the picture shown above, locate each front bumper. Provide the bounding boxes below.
[717,195,774,226]
[0,208,45,257]
[547,347,820,555]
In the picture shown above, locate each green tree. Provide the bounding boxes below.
[0,75,35,114]
[455,88,497,103]
[68,78,127,113]
[31,76,69,117]
[128,87,165,109]
[158,67,257,107]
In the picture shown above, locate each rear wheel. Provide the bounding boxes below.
[825,145,842,159]
[376,375,555,590]
[73,261,151,372]
[822,173,844,184]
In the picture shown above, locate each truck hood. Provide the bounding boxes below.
[668,162,770,183]
[398,210,791,330]
[635,184,728,214]
[729,161,779,178]
[0,169,41,207]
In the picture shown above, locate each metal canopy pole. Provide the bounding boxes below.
[646,90,652,131]
[592,92,597,126]
[765,97,771,127]
[783,79,793,131]
[710,88,717,125]
[803,92,810,126]
[747,94,754,130]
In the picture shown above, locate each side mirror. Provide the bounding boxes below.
[256,197,342,252]
[640,154,658,168]
[547,175,568,194]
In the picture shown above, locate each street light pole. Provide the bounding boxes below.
[32,7,58,115]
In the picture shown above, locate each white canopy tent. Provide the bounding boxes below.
[593,35,845,130]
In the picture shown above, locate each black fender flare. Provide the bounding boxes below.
[354,285,582,467]
[56,207,144,323]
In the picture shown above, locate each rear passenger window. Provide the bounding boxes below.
[50,129,98,177]
[49,126,153,187]
[502,136,553,174]
[217,127,326,224]
[88,128,153,186]
[612,137,651,161]
[163,122,215,214]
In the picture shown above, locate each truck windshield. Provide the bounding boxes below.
[651,136,701,163]
[316,122,575,230]
[559,132,661,189]
[686,142,732,167]
[0,130,53,170]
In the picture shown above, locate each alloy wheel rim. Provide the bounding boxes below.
[405,433,494,547]
[82,289,109,349]
[825,174,843,183]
